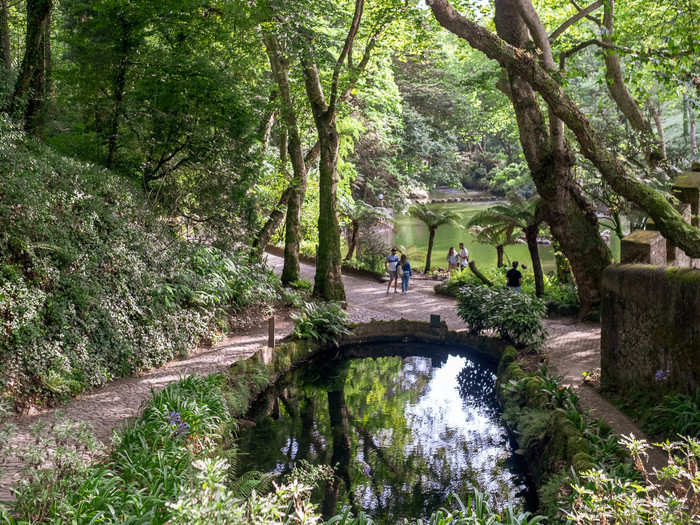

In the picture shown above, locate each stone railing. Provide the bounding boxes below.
[603,166,700,397]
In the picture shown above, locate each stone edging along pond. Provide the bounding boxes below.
[232,319,597,516]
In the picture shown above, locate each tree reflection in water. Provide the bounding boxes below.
[236,346,531,523]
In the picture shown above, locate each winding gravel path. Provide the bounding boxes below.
[0,253,660,500]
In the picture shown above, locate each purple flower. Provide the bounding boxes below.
[169,411,182,426]
[655,369,670,382]
[168,411,190,437]
[176,421,190,436]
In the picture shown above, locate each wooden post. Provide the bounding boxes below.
[268,315,275,348]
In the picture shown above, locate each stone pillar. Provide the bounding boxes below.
[672,168,700,227]
[646,202,692,267]
[620,230,667,265]
[672,168,700,267]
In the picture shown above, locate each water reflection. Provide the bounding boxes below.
[237,347,530,523]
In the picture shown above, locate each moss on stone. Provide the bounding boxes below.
[497,345,519,377]
[572,451,594,472]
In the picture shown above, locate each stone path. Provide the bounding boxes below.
[0,253,661,500]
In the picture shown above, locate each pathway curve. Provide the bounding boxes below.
[0,253,660,500]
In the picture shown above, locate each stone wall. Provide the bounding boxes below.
[601,265,700,396]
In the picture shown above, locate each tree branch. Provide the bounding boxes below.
[330,0,364,109]
[549,0,602,42]
[570,0,601,25]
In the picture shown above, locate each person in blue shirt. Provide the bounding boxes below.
[385,247,400,294]
[399,254,412,294]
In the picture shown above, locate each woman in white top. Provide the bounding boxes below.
[446,246,459,271]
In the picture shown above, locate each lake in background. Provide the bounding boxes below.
[393,200,556,273]
[391,191,620,273]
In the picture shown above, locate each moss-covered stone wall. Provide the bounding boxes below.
[601,264,700,396]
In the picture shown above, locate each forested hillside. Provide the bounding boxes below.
[0,117,279,409]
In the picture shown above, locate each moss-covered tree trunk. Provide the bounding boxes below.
[425,228,436,273]
[312,112,345,301]
[525,224,544,296]
[302,60,345,301]
[489,0,611,312]
[12,0,52,131]
[0,0,11,72]
[264,34,309,286]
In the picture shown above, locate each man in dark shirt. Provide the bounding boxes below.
[506,261,523,292]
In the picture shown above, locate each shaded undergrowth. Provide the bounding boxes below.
[0,117,279,409]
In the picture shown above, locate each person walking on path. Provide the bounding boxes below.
[506,261,523,292]
[459,242,469,270]
[446,247,459,272]
[385,247,400,294]
[399,254,412,294]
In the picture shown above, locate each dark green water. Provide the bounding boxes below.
[236,345,533,522]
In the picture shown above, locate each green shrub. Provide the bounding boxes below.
[291,301,352,347]
[456,284,547,347]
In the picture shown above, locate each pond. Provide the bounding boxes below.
[393,200,557,273]
[236,344,535,523]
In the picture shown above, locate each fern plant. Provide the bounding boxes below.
[291,301,352,347]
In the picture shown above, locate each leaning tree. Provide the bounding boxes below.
[426,0,700,314]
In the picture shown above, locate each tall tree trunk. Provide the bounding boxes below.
[0,0,10,72]
[264,34,309,286]
[107,55,128,168]
[525,224,544,296]
[303,62,345,301]
[496,244,504,268]
[12,0,52,131]
[344,219,359,261]
[425,228,436,273]
[312,112,345,301]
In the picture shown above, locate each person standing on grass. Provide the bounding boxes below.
[400,254,412,294]
[506,260,523,292]
[459,242,469,270]
[446,247,459,271]
[385,247,400,294]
